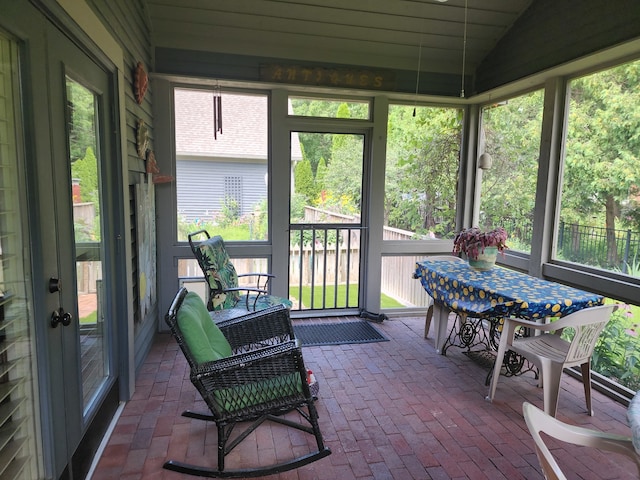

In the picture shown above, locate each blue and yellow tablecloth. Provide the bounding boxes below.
[415,259,603,320]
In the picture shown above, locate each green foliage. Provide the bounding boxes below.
[66,80,97,162]
[178,198,268,242]
[294,159,317,204]
[385,105,461,237]
[71,147,99,204]
[591,303,640,391]
[479,91,543,248]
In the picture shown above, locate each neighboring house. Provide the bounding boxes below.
[174,90,302,222]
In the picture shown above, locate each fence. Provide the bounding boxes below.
[500,219,640,273]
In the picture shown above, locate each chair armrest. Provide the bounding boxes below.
[237,272,276,291]
[503,316,560,332]
[192,340,300,377]
[237,272,276,279]
[220,286,269,310]
[218,304,295,350]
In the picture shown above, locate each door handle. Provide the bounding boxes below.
[51,307,73,328]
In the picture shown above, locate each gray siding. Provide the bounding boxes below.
[177,159,268,222]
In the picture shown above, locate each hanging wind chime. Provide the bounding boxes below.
[213,84,223,140]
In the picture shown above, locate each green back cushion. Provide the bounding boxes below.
[177,292,232,364]
[197,236,241,310]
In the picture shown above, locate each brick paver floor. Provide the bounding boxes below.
[90,314,637,479]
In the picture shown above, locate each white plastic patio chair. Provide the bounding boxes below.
[423,255,465,338]
[487,303,619,417]
[522,402,639,480]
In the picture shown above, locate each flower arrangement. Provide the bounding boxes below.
[452,227,508,259]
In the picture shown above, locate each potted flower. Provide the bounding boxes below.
[452,227,508,270]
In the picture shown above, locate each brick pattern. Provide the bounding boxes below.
[90,315,637,479]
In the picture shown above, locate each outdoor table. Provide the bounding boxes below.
[414,258,604,355]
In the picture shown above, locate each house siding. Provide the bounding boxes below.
[177,159,268,222]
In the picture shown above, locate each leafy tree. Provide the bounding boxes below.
[71,147,99,204]
[294,158,316,204]
[321,131,364,215]
[67,80,96,162]
[563,60,640,264]
[479,90,543,246]
[385,105,462,237]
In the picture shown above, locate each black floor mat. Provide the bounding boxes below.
[294,321,389,346]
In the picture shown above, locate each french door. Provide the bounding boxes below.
[36,21,120,479]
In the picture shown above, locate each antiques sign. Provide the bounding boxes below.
[260,64,395,90]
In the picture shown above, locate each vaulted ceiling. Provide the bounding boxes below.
[147,0,532,75]
[145,0,640,98]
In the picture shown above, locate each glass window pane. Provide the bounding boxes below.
[175,89,269,241]
[66,77,109,410]
[384,105,462,240]
[479,90,543,254]
[289,96,369,119]
[557,59,640,277]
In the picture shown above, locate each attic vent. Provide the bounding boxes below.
[224,176,242,217]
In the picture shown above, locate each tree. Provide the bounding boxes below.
[563,60,640,264]
[479,90,543,241]
[294,158,316,204]
[385,105,462,237]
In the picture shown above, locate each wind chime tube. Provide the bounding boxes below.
[212,85,223,139]
[213,91,218,140]
[217,88,222,134]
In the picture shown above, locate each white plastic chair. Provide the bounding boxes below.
[487,304,619,417]
[422,255,465,338]
[522,402,639,480]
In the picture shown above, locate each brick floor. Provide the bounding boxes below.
[89,315,637,479]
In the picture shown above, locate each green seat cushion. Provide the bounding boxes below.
[214,372,303,414]
[178,292,232,364]
[250,293,293,310]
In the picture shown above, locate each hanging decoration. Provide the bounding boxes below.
[413,31,423,117]
[134,61,148,105]
[136,119,149,159]
[213,84,223,140]
[460,0,468,98]
[146,150,174,184]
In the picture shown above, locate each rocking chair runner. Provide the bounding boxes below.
[188,229,292,313]
[164,287,330,477]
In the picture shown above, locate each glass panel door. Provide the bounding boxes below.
[66,77,109,410]
[289,132,365,311]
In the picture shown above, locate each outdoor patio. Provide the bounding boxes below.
[89,314,637,480]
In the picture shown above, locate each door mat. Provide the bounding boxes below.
[294,321,389,347]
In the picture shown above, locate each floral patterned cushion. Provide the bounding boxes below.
[194,234,292,311]
[196,236,241,310]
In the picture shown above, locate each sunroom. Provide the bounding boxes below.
[1,0,640,479]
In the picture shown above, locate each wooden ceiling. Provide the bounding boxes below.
[146,0,534,76]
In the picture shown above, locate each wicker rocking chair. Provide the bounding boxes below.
[188,229,292,313]
[164,287,330,477]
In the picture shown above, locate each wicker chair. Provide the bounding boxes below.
[188,229,292,312]
[163,287,330,477]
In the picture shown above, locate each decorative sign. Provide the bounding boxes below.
[260,64,395,90]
